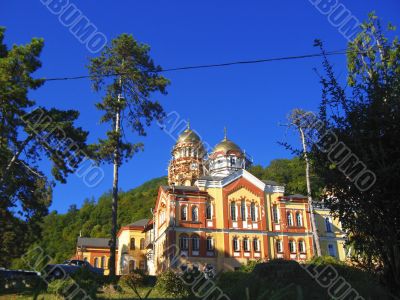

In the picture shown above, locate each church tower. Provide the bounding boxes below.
[207,128,251,177]
[168,123,206,186]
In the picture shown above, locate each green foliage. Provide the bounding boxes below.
[239,259,260,273]
[155,270,190,298]
[119,270,153,299]
[11,177,166,266]
[0,27,89,268]
[311,14,400,293]
[217,259,391,300]
[249,157,324,196]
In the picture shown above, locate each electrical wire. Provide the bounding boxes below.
[0,48,356,84]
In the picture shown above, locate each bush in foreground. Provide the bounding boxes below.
[155,270,190,299]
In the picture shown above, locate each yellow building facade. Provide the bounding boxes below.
[145,127,345,275]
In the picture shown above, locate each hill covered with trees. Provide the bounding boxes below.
[13,177,167,266]
[13,157,321,267]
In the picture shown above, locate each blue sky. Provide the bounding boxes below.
[1,1,399,213]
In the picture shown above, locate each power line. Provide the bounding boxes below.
[1,48,356,84]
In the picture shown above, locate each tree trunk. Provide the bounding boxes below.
[109,102,121,279]
[0,134,33,184]
[299,126,321,257]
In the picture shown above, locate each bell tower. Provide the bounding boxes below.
[168,123,206,186]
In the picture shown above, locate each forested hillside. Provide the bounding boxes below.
[13,177,167,266]
[12,157,321,267]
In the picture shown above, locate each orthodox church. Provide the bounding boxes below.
[144,125,346,274]
[76,125,346,275]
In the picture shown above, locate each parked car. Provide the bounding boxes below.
[44,259,103,280]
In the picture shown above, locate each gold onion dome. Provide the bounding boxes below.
[177,122,201,143]
[213,128,242,154]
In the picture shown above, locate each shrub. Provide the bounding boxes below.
[47,278,77,298]
[119,270,153,299]
[239,259,261,273]
[155,270,190,298]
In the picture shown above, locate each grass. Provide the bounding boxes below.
[0,287,175,300]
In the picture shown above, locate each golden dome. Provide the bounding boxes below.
[177,129,200,143]
[213,138,242,153]
[213,128,242,154]
[177,122,201,143]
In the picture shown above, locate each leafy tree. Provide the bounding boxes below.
[88,34,169,277]
[0,27,88,267]
[310,14,400,293]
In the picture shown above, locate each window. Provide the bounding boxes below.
[253,238,260,252]
[192,206,199,222]
[298,240,305,253]
[273,205,279,223]
[206,237,214,251]
[296,212,303,227]
[179,235,189,250]
[129,260,135,272]
[325,217,332,232]
[231,202,237,221]
[139,260,146,270]
[100,256,105,269]
[251,202,256,222]
[287,212,293,227]
[276,240,282,253]
[206,203,212,219]
[328,244,336,257]
[94,257,98,268]
[159,210,166,224]
[241,200,246,220]
[233,238,240,251]
[289,240,296,253]
[243,238,250,252]
[130,238,135,250]
[140,238,145,250]
[230,156,236,166]
[192,235,200,251]
[181,205,187,220]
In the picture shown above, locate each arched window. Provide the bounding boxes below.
[243,238,250,252]
[181,205,187,220]
[206,203,212,219]
[192,235,200,251]
[230,202,237,221]
[233,237,240,251]
[206,237,214,251]
[276,240,282,253]
[298,240,305,253]
[179,235,189,250]
[192,206,199,221]
[250,202,256,221]
[253,238,260,252]
[94,257,98,268]
[296,212,303,227]
[287,212,293,227]
[140,238,145,250]
[289,240,296,253]
[100,256,105,269]
[130,237,135,250]
[325,217,332,232]
[241,200,246,220]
